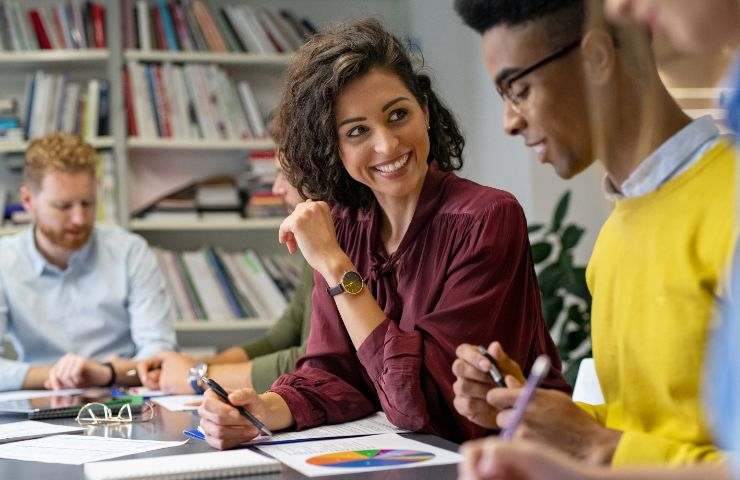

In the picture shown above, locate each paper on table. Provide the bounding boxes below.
[0,389,84,402]
[250,411,409,445]
[0,420,83,443]
[152,395,202,411]
[572,358,605,405]
[84,449,280,480]
[0,434,186,465]
[256,433,460,477]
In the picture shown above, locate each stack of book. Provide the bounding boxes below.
[154,247,302,321]
[138,175,246,222]
[1,72,110,142]
[243,150,286,218]
[123,0,316,53]
[0,1,107,51]
[0,98,22,142]
[124,61,266,139]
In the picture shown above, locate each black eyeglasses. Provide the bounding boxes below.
[496,39,582,108]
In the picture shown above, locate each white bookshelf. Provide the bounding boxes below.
[126,137,275,151]
[124,50,293,66]
[0,136,115,154]
[0,225,27,236]
[0,49,109,66]
[175,318,276,332]
[130,217,283,231]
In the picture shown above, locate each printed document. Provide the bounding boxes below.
[0,434,186,464]
[257,433,460,477]
[0,420,83,443]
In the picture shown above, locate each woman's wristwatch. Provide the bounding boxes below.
[187,362,208,394]
[326,270,364,296]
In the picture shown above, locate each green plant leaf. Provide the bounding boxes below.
[561,224,585,250]
[550,191,571,233]
[527,224,545,234]
[537,264,564,297]
[542,295,564,330]
[531,242,553,264]
[564,267,591,301]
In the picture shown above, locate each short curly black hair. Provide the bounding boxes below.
[454,0,586,42]
[273,18,464,210]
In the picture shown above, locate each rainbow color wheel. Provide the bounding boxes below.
[307,449,435,468]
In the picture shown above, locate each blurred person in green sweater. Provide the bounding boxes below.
[136,160,312,394]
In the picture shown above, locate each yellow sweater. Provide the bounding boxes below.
[581,140,736,466]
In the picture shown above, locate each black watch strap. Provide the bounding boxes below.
[101,361,116,387]
[327,283,344,296]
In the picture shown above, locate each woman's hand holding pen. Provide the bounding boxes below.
[198,388,294,450]
[278,200,352,283]
[452,342,526,429]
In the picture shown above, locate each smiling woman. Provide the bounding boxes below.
[196,18,570,450]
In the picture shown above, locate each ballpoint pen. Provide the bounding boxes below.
[200,376,273,437]
[476,345,507,388]
[500,355,551,440]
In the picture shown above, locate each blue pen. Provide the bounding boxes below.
[183,426,206,441]
[501,355,551,440]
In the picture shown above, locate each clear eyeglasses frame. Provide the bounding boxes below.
[75,401,155,426]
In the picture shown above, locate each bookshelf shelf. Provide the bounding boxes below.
[0,49,109,66]
[130,217,284,231]
[0,136,114,154]
[175,318,276,331]
[124,50,293,66]
[126,138,275,151]
[0,225,27,237]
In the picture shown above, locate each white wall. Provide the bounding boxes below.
[407,0,611,263]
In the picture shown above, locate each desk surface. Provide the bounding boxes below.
[0,406,460,479]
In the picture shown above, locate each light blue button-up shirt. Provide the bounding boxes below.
[0,225,176,391]
[603,115,724,199]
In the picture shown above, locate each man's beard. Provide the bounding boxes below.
[36,222,93,251]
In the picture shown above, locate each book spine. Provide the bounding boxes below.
[57,5,74,49]
[50,6,67,48]
[84,78,100,139]
[204,247,246,318]
[170,2,193,51]
[123,68,138,136]
[135,0,151,50]
[151,5,166,50]
[70,0,87,48]
[90,2,106,48]
[237,81,266,137]
[145,64,163,136]
[153,65,173,137]
[182,0,207,51]
[157,0,178,51]
[122,0,135,50]
[176,253,207,320]
[28,10,53,49]
[191,0,226,52]
[97,79,110,136]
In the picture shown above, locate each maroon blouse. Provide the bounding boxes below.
[270,168,570,442]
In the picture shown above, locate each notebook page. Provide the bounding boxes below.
[84,449,280,480]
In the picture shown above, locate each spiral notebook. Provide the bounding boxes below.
[83,449,281,480]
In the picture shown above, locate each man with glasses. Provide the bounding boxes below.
[451,0,735,468]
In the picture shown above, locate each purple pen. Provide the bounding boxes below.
[500,355,551,440]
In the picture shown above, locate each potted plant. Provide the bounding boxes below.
[528,191,592,385]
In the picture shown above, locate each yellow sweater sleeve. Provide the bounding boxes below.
[613,431,725,466]
[576,402,608,425]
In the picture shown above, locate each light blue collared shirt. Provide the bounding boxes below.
[0,225,176,391]
[603,115,724,199]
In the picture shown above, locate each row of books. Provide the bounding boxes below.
[124,61,267,140]
[0,150,117,226]
[123,0,316,54]
[154,247,301,321]
[0,1,106,51]
[0,72,110,142]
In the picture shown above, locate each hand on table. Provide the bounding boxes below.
[137,351,196,394]
[44,353,112,389]
[452,342,526,429]
[198,388,270,450]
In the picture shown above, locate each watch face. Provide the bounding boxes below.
[342,271,364,295]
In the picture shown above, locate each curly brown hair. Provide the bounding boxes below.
[24,132,97,191]
[273,18,465,209]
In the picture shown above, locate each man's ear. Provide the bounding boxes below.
[580,28,617,86]
[19,184,36,215]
